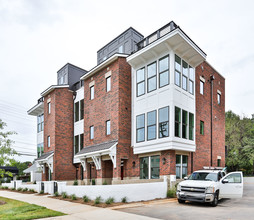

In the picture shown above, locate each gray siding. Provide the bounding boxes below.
[57,63,87,91]
[97,27,143,64]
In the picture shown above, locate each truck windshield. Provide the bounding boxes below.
[189,172,218,181]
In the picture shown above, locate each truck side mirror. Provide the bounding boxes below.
[222,179,229,184]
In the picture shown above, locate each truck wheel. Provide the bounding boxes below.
[211,192,218,207]
[178,199,185,204]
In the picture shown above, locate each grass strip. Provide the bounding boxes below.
[0,196,65,220]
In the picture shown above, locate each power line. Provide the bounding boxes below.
[14,141,37,146]
[0,99,29,111]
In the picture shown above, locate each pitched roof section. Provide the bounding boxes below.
[76,140,118,156]
[35,150,54,161]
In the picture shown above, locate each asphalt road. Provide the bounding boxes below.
[119,177,254,220]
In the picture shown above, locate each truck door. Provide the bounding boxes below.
[219,172,243,198]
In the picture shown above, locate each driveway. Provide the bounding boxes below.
[118,177,254,220]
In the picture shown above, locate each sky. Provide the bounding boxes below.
[0,0,254,163]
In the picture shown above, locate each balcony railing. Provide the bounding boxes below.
[136,21,178,51]
[37,97,44,104]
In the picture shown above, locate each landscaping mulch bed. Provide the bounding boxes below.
[52,196,126,208]
[0,200,6,205]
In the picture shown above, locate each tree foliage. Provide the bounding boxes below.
[226,111,254,175]
[0,119,18,178]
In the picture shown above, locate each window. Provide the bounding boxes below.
[140,156,160,179]
[200,80,204,95]
[37,143,44,158]
[37,114,44,133]
[47,136,50,148]
[137,68,145,97]
[227,173,242,183]
[147,110,156,140]
[175,55,181,87]
[182,110,188,139]
[159,55,169,88]
[140,157,149,179]
[151,155,160,179]
[80,99,84,120]
[159,107,169,138]
[74,102,79,122]
[175,107,181,137]
[217,93,221,105]
[48,102,51,114]
[106,76,111,92]
[217,159,221,167]
[189,66,194,94]
[176,155,188,179]
[136,114,145,142]
[106,120,111,135]
[74,135,79,154]
[182,60,188,91]
[119,45,123,53]
[147,62,157,93]
[90,126,94,140]
[189,113,194,140]
[200,120,204,135]
[90,86,94,100]
[80,134,84,150]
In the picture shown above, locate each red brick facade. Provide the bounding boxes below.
[194,61,225,171]
[42,88,76,181]
[82,57,134,182]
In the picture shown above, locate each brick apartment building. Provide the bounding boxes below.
[27,21,225,183]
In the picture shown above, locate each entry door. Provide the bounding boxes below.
[219,172,243,198]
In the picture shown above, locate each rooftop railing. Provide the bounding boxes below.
[136,21,178,51]
[37,97,44,104]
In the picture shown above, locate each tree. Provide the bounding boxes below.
[0,119,17,178]
[225,111,254,175]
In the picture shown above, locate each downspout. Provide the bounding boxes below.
[210,75,215,166]
[73,91,77,176]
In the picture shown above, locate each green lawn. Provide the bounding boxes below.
[0,196,65,220]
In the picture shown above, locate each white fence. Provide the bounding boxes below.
[1,177,168,203]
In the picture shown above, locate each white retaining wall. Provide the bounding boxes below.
[16,180,40,192]
[57,176,168,202]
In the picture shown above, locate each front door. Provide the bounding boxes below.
[219,172,243,198]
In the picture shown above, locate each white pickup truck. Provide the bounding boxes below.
[176,168,243,206]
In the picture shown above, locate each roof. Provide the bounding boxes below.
[97,27,144,53]
[57,63,87,74]
[35,151,54,162]
[40,85,70,97]
[23,163,37,173]
[76,140,118,156]
[0,166,19,174]
[80,53,128,80]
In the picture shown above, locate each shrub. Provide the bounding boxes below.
[167,188,176,198]
[11,187,16,191]
[83,195,89,203]
[92,179,96,185]
[22,188,28,192]
[94,196,101,204]
[121,197,127,203]
[17,187,22,191]
[29,189,35,193]
[102,180,107,185]
[39,190,44,194]
[54,192,59,197]
[4,186,8,189]
[61,192,67,198]
[105,197,114,205]
[73,180,78,185]
[71,194,77,200]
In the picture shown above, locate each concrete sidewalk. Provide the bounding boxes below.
[0,191,160,220]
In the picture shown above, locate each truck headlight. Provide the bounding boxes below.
[206,186,215,193]
[177,184,181,191]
